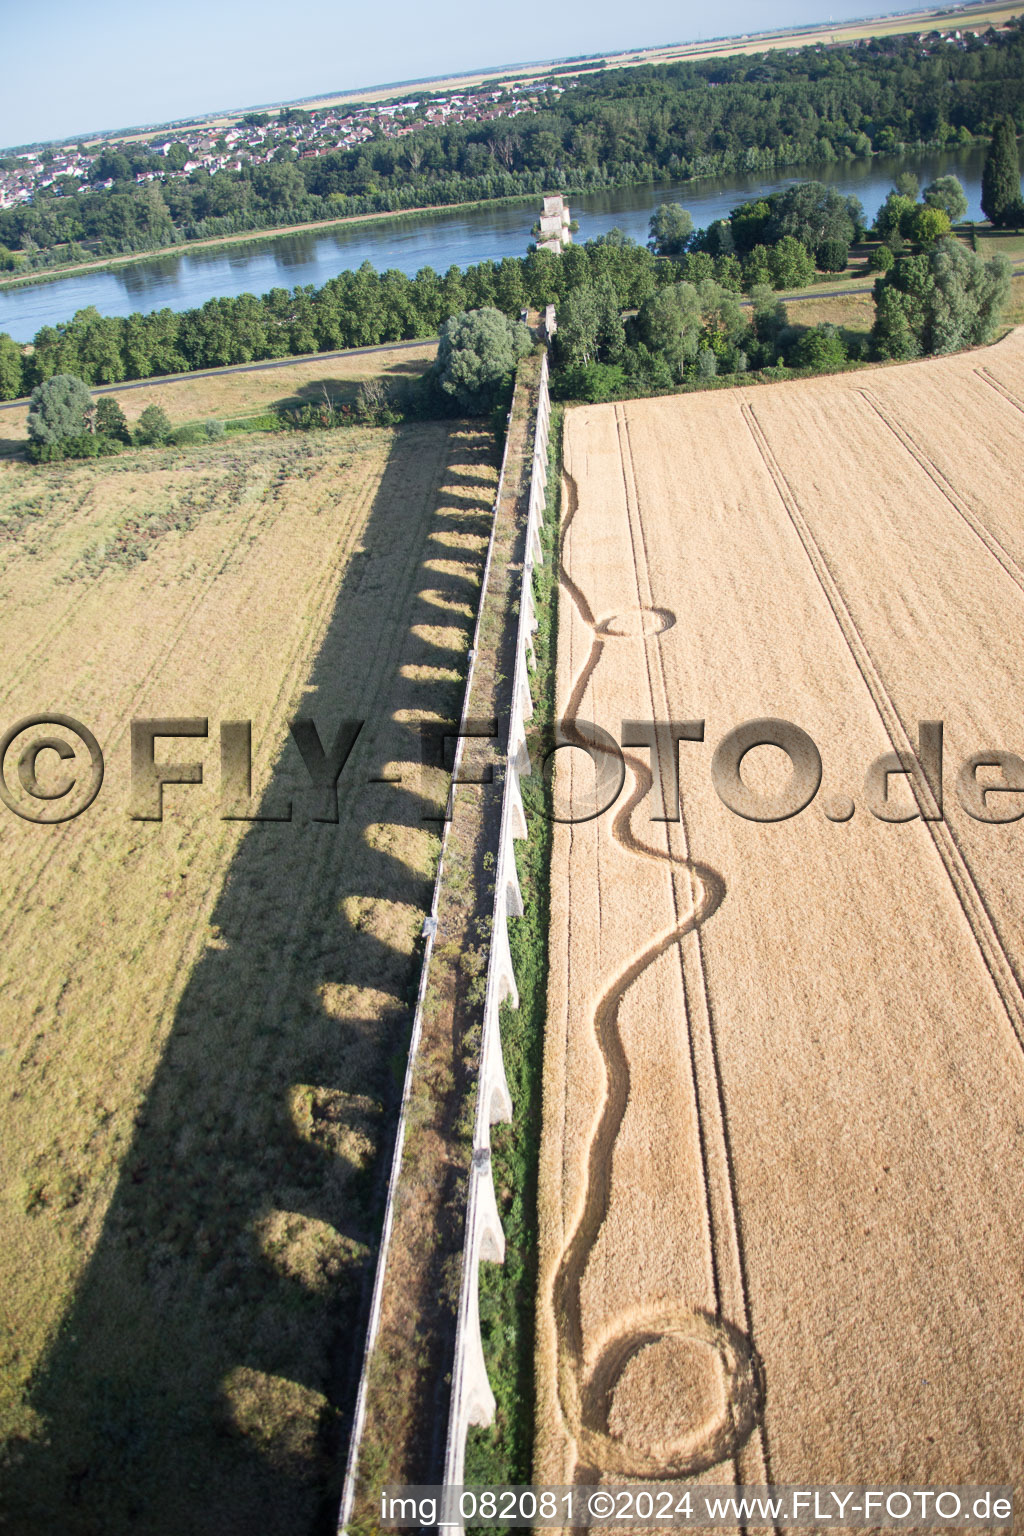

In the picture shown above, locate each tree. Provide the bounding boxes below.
[494,257,527,317]
[871,239,1011,358]
[766,181,864,252]
[94,395,130,441]
[433,307,531,411]
[26,373,93,443]
[636,278,744,380]
[593,275,627,363]
[869,244,895,272]
[910,206,952,246]
[637,282,703,379]
[590,227,632,248]
[135,403,172,445]
[648,203,694,257]
[695,347,718,379]
[923,174,968,225]
[0,332,23,401]
[927,240,1011,352]
[680,251,715,285]
[714,253,744,292]
[816,238,849,272]
[729,199,772,253]
[875,192,917,245]
[769,236,815,289]
[742,244,773,290]
[703,219,735,257]
[747,284,789,365]
[439,264,467,320]
[981,117,1021,228]
[893,172,920,200]
[871,283,923,360]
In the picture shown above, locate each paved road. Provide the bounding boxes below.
[746,261,1024,307]
[5,270,1022,412]
[0,336,436,413]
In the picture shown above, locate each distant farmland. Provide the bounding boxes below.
[538,330,1024,1486]
[0,420,497,1531]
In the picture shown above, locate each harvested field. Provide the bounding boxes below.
[0,420,497,1532]
[537,328,1024,1493]
[0,342,436,450]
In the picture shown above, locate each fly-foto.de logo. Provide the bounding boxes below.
[1,713,1022,827]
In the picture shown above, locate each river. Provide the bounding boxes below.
[0,146,999,344]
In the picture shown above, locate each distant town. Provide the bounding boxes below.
[0,80,569,211]
[1,11,1013,215]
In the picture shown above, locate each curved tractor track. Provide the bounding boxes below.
[549,458,764,1481]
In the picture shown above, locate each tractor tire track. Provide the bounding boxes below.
[744,400,1024,1054]
[975,365,1024,417]
[616,405,777,1496]
[550,431,765,1485]
[859,388,1024,600]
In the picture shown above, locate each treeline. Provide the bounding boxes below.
[1,153,1013,407]
[3,22,1024,264]
[0,241,666,398]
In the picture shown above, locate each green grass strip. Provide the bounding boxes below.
[464,403,562,1489]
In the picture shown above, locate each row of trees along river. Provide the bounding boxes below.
[0,146,1012,343]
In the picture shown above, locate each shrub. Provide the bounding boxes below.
[204,418,226,439]
[26,433,120,463]
[790,322,849,370]
[355,377,402,425]
[551,363,627,402]
[171,423,207,445]
[869,244,895,273]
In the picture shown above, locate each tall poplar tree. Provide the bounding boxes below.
[981,117,1022,228]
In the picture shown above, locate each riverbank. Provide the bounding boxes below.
[0,194,545,294]
[0,139,1002,301]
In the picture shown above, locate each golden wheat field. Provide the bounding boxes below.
[0,420,496,1532]
[537,328,1024,1497]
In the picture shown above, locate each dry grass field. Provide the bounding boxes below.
[785,289,876,338]
[0,342,437,452]
[0,419,497,1532]
[537,328,1024,1493]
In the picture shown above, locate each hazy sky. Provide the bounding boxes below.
[4,0,916,148]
